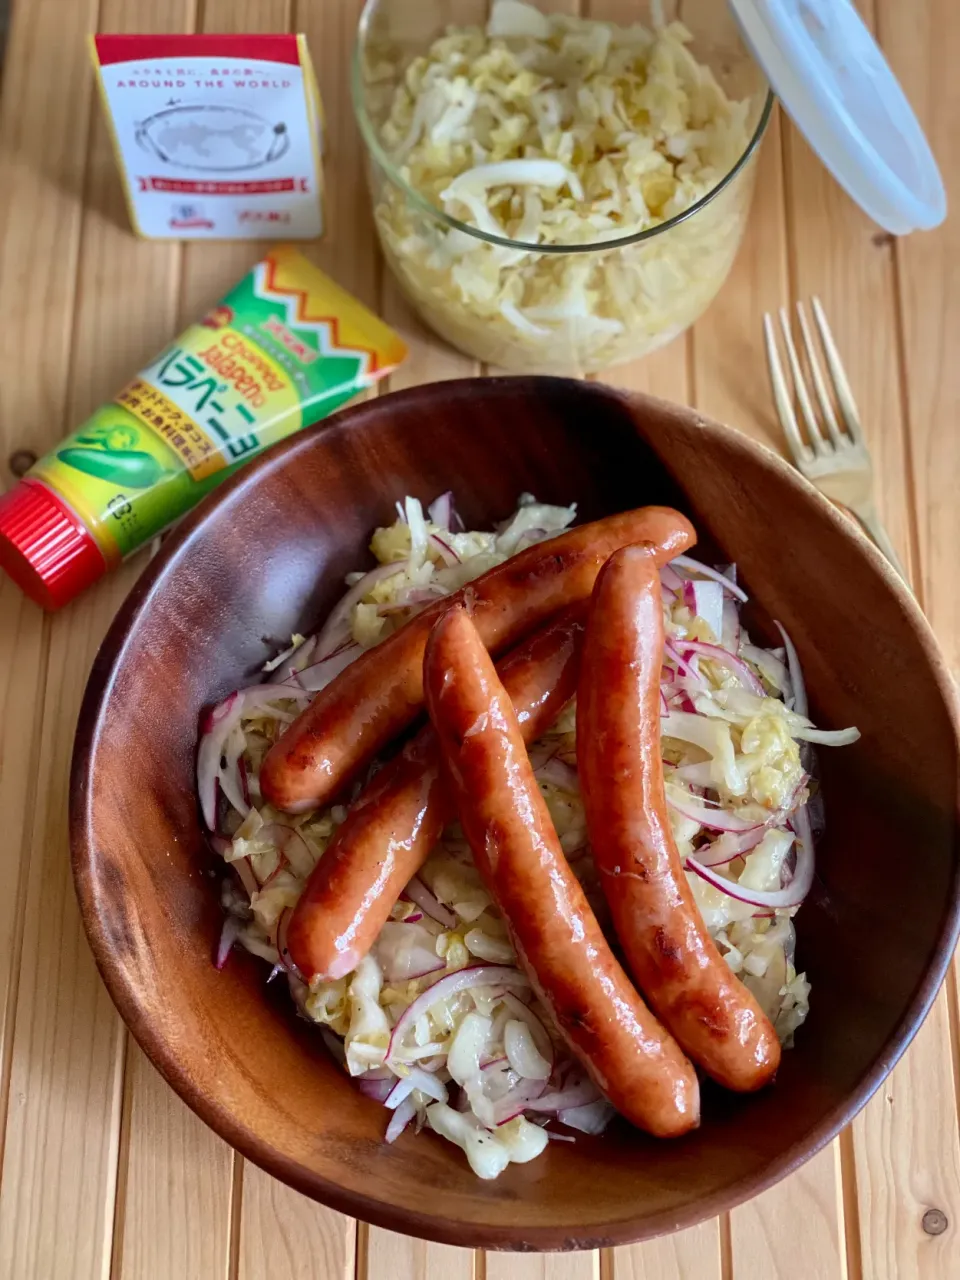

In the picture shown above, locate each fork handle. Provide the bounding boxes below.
[848,501,911,585]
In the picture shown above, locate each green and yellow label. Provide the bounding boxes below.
[30,246,406,562]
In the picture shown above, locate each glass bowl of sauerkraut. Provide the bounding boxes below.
[352,0,773,374]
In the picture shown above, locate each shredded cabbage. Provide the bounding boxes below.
[365,2,761,372]
[201,494,860,1177]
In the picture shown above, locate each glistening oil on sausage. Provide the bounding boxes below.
[287,605,587,982]
[260,506,696,814]
[577,544,782,1093]
[0,246,406,611]
[424,605,700,1138]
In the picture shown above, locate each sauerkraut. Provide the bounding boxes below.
[362,1,763,373]
[199,492,857,1179]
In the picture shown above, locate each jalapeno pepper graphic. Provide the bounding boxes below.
[57,446,169,489]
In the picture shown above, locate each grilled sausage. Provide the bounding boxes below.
[576,544,781,1092]
[261,506,695,813]
[424,605,700,1138]
[287,606,586,981]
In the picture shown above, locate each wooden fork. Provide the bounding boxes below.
[763,297,909,584]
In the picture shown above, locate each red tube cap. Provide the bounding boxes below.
[0,479,107,610]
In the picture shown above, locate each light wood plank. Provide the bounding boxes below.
[608,1222,721,1280]
[238,1163,356,1280]
[851,992,960,1279]
[729,1145,843,1279]
[488,1254,599,1280]
[689,108,790,446]
[0,0,99,1164]
[363,1224,473,1280]
[779,112,914,574]
[118,1046,234,1280]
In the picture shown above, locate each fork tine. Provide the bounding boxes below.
[811,296,863,445]
[778,307,831,456]
[763,312,809,467]
[795,301,845,449]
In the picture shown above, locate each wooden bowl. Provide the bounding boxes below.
[71,378,960,1251]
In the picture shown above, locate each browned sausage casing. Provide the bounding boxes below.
[577,544,781,1092]
[261,506,696,813]
[424,605,700,1138]
[287,606,587,981]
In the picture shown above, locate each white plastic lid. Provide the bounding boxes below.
[728,0,946,234]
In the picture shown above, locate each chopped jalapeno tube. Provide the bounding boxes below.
[0,246,406,610]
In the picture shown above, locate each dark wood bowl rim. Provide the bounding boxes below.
[70,376,960,1251]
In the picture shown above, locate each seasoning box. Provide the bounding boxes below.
[90,34,324,239]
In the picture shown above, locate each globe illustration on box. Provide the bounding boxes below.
[135,105,290,172]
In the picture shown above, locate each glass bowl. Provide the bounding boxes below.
[352,0,773,375]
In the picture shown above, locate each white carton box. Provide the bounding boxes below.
[91,34,324,240]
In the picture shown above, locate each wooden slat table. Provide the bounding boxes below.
[0,2,957,1277]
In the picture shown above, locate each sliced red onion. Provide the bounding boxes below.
[694,827,768,867]
[385,1067,448,1109]
[357,1076,394,1103]
[314,562,406,660]
[268,634,318,684]
[672,554,749,602]
[546,1130,577,1143]
[660,564,684,593]
[215,916,243,970]
[427,490,455,530]
[666,786,764,834]
[682,579,724,642]
[295,641,362,693]
[491,1077,549,1126]
[663,639,700,680]
[558,1100,616,1135]
[404,875,457,929]
[428,533,461,566]
[687,806,814,908]
[525,1077,601,1113]
[679,641,765,696]
[385,1095,417,1143]
[387,965,531,1062]
[775,621,807,716]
